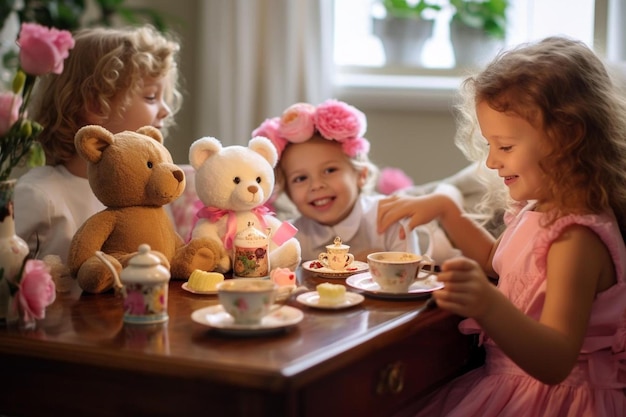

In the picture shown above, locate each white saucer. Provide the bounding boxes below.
[296,291,364,310]
[346,272,443,299]
[191,304,303,335]
[182,282,217,295]
[302,260,369,279]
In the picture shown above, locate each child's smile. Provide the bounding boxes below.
[280,137,364,226]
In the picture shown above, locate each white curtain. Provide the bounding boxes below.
[195,0,334,146]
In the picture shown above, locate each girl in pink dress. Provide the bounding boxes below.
[379,37,626,416]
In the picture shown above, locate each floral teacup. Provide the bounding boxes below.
[367,252,435,293]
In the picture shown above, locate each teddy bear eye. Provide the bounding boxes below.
[147,161,153,169]
[233,177,241,184]
[256,177,261,184]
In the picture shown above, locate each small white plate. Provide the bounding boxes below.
[346,272,443,299]
[182,282,217,295]
[296,291,364,310]
[302,260,369,279]
[191,304,303,335]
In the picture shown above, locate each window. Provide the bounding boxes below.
[333,0,602,109]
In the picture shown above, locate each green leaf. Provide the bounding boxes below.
[26,142,45,168]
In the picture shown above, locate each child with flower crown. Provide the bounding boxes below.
[14,26,181,269]
[253,99,462,263]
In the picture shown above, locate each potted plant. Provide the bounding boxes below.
[448,0,509,68]
[371,0,442,67]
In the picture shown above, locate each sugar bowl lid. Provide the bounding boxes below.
[121,244,170,283]
[326,236,349,251]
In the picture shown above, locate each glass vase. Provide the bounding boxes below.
[0,179,29,325]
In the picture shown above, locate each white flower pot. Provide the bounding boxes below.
[449,20,504,68]
[372,16,434,67]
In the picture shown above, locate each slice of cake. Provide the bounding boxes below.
[316,282,346,305]
[187,270,225,292]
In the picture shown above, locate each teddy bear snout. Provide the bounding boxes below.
[247,185,258,194]
[173,169,184,183]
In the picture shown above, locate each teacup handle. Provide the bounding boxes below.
[344,253,355,266]
[415,255,436,280]
[318,252,330,268]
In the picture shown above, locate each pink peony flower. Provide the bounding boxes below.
[341,137,370,158]
[0,92,22,136]
[17,259,56,321]
[253,117,289,156]
[17,23,75,76]
[278,102,316,143]
[315,99,367,141]
[377,167,414,195]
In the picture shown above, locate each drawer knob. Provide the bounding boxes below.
[377,361,406,395]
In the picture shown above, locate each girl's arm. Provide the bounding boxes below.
[378,193,497,276]
[437,224,613,384]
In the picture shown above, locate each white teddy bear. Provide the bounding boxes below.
[188,136,301,274]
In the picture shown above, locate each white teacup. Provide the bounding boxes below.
[318,236,354,271]
[217,278,278,325]
[367,252,435,293]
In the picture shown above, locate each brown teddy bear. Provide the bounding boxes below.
[67,125,221,294]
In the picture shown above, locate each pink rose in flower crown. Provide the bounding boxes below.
[0,93,22,136]
[278,102,316,143]
[315,99,367,141]
[17,259,56,322]
[17,23,75,76]
[341,137,370,158]
[252,117,288,156]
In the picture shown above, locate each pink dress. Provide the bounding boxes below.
[413,206,626,417]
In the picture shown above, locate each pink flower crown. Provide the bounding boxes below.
[252,99,370,159]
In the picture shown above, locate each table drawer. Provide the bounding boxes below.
[300,313,475,417]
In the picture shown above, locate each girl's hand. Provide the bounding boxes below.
[377,194,439,234]
[432,256,498,320]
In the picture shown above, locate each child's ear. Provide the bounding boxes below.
[357,167,368,188]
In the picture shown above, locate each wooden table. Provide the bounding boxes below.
[0,269,478,417]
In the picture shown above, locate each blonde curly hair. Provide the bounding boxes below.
[29,25,182,165]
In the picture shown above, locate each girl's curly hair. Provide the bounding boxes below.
[29,25,182,165]
[454,36,626,237]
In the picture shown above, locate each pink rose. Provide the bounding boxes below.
[17,259,56,321]
[315,99,367,141]
[278,103,316,143]
[0,92,22,135]
[17,23,75,76]
[253,117,288,156]
[377,167,414,195]
[341,137,370,158]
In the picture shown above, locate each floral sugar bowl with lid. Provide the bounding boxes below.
[96,244,170,324]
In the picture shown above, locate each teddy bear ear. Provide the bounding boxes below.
[74,125,114,164]
[189,136,222,170]
[136,125,164,144]
[249,136,278,168]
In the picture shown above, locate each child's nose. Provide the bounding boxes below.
[485,150,500,170]
[158,101,171,119]
[310,177,326,191]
